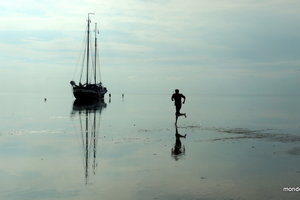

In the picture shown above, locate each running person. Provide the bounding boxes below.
[171,89,186,123]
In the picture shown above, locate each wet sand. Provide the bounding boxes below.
[0,94,299,200]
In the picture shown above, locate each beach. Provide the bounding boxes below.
[0,93,299,200]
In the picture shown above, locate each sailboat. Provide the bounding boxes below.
[70,13,107,101]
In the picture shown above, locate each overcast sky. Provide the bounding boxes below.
[0,0,300,95]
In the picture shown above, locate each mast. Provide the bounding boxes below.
[87,13,95,84]
[94,23,98,84]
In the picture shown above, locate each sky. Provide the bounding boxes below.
[0,0,300,95]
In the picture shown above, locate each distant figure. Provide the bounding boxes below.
[171,124,186,161]
[44,98,47,102]
[171,89,186,124]
[109,93,111,103]
[122,93,124,98]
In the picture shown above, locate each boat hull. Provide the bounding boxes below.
[72,85,107,102]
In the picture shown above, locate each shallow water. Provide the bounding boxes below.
[0,93,299,200]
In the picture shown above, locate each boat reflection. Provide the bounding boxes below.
[71,99,107,184]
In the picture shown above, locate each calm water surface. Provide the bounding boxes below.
[0,93,299,200]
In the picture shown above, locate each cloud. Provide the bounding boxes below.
[1,0,300,94]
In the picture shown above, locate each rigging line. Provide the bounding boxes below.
[80,40,87,83]
[73,23,88,82]
[97,50,102,83]
[80,23,89,83]
[89,34,95,84]
[97,25,102,82]
[96,40,101,83]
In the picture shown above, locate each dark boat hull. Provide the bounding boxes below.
[72,85,107,102]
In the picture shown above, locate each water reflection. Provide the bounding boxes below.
[171,125,186,161]
[71,99,107,184]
